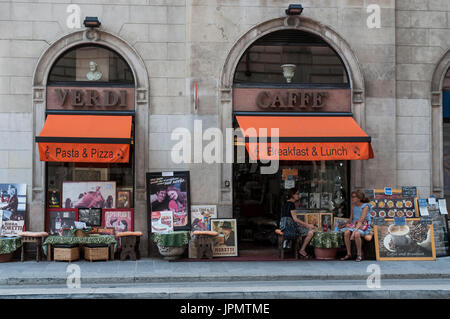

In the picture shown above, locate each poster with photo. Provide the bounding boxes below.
[299,193,309,209]
[151,210,173,234]
[319,213,333,230]
[211,219,238,257]
[0,184,27,222]
[78,208,102,227]
[320,192,331,209]
[191,205,217,232]
[374,218,436,261]
[308,193,320,209]
[306,213,320,229]
[1,220,24,236]
[147,171,191,231]
[62,181,116,209]
[103,209,134,234]
[46,209,77,236]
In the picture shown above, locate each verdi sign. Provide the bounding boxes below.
[46,86,135,112]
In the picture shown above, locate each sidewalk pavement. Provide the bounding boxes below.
[1,257,450,285]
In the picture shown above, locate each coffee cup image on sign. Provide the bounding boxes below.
[388,224,410,247]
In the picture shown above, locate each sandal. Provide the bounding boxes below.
[298,251,311,259]
[340,254,352,261]
[355,255,362,262]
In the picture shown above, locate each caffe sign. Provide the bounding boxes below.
[46,86,135,112]
[233,88,351,113]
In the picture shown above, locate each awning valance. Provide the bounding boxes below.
[35,115,132,163]
[235,115,374,161]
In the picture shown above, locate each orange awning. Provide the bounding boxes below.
[36,115,132,163]
[235,115,374,161]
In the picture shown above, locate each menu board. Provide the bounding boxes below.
[401,186,417,198]
[369,189,418,219]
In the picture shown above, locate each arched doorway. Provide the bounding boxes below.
[31,29,150,253]
[219,17,370,257]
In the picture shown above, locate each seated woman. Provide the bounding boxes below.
[280,189,315,259]
[340,190,373,262]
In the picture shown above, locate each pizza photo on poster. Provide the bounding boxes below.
[146,171,191,231]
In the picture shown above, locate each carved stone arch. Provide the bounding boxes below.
[430,50,450,197]
[31,29,149,239]
[218,16,366,214]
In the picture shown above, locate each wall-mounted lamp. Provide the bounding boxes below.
[285,4,303,15]
[224,180,231,188]
[83,16,101,28]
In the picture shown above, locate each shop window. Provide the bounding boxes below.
[48,45,134,84]
[443,90,450,205]
[45,45,135,225]
[233,30,349,86]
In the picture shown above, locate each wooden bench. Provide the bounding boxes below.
[275,229,301,259]
[191,231,218,259]
[117,231,143,261]
[18,232,48,262]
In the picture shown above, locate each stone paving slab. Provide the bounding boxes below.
[0,257,449,286]
[0,279,449,299]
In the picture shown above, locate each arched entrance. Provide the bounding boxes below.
[31,29,150,253]
[219,16,369,255]
[431,50,450,202]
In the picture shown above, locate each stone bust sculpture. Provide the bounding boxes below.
[86,61,102,81]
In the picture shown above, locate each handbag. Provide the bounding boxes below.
[346,220,369,231]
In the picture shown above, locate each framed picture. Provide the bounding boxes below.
[62,181,116,209]
[78,208,102,227]
[102,209,134,234]
[0,184,27,222]
[151,210,173,234]
[299,193,309,209]
[146,171,191,231]
[191,205,217,232]
[47,190,61,208]
[46,208,78,236]
[117,190,131,208]
[333,217,349,231]
[305,213,320,229]
[72,167,108,181]
[295,210,308,223]
[211,218,238,257]
[319,212,333,230]
[309,193,321,209]
[320,192,331,209]
[374,218,436,261]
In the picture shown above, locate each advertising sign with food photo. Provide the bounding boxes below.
[151,210,173,234]
[374,218,436,261]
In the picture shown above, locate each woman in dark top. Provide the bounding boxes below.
[280,189,315,258]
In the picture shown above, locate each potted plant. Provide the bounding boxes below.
[310,231,344,260]
[152,231,190,260]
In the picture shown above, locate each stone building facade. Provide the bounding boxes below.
[0,0,449,255]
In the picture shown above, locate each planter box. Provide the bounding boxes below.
[54,247,80,262]
[84,246,109,262]
[314,247,337,260]
[0,253,13,263]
